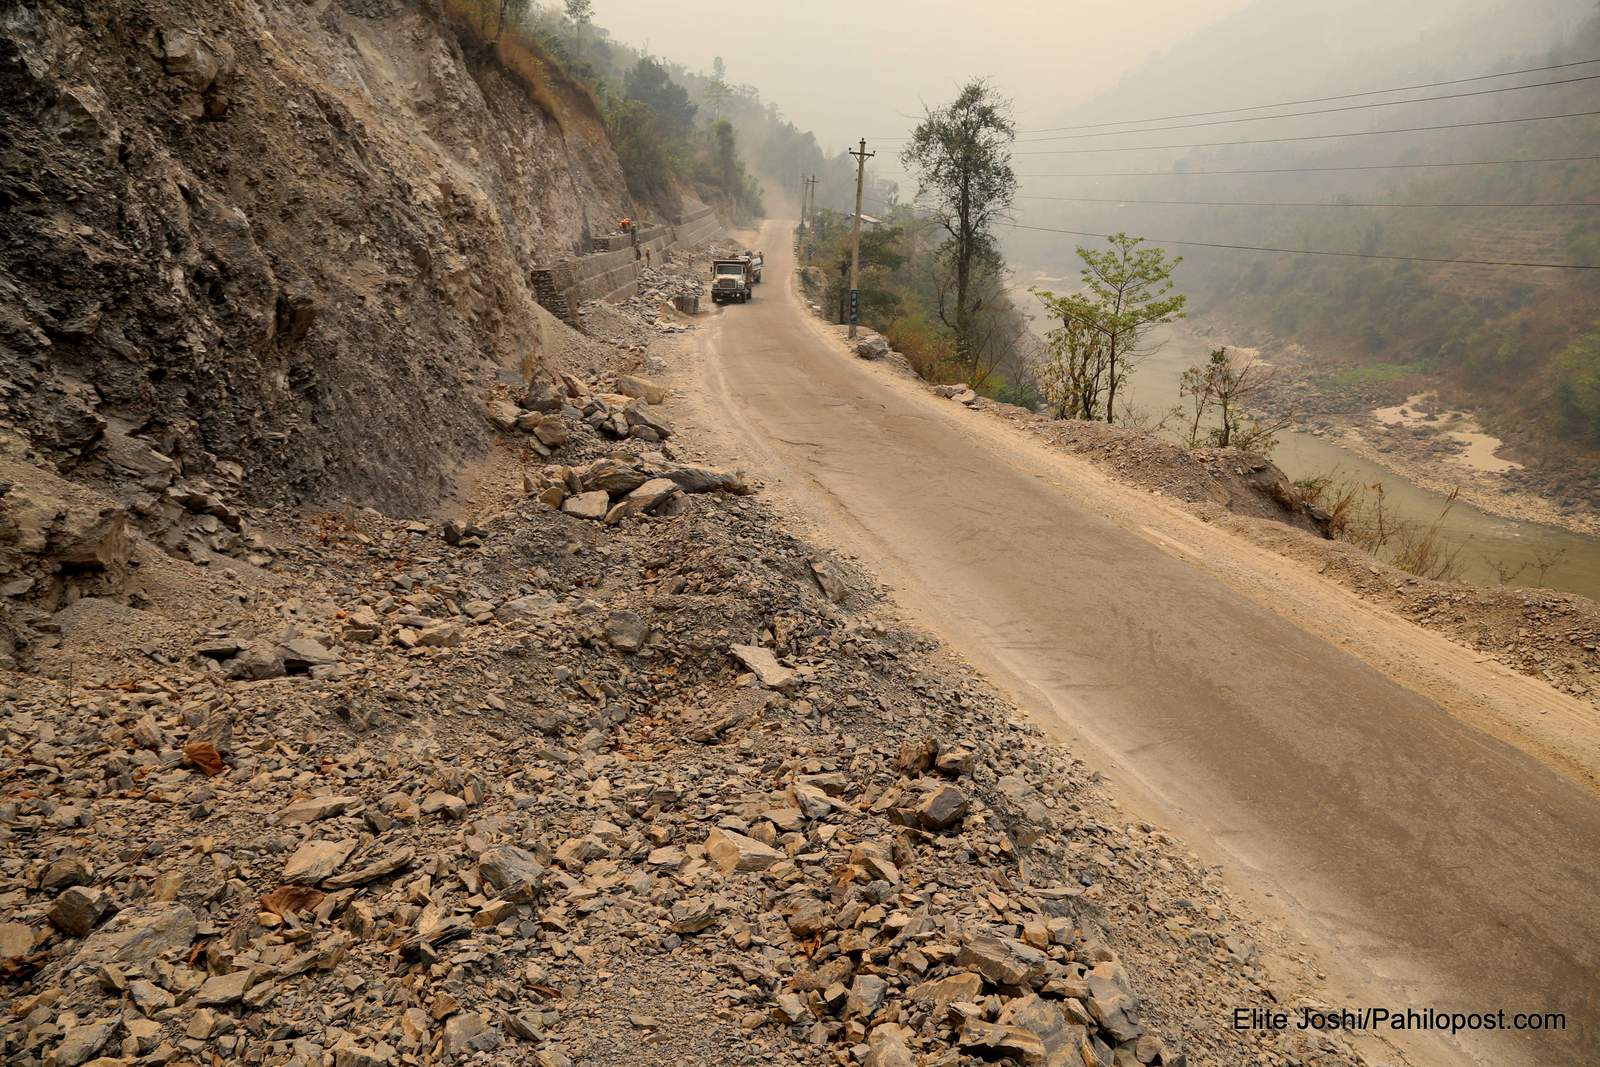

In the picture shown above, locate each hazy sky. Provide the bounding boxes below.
[586,0,1255,159]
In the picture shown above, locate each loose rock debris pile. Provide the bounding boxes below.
[577,257,709,349]
[1,311,1372,1067]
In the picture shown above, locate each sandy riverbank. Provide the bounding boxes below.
[1315,416,1600,539]
[1187,324,1600,540]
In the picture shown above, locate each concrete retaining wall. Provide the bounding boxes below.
[675,209,721,249]
[530,205,723,324]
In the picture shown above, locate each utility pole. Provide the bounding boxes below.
[800,175,819,263]
[848,138,874,339]
[796,173,806,247]
[804,175,818,230]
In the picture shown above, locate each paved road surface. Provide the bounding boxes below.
[690,222,1600,1065]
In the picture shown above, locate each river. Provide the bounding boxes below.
[1013,286,1600,602]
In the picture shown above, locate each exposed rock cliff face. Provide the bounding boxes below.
[1,0,635,514]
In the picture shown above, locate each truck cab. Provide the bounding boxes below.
[711,259,753,304]
[748,250,764,284]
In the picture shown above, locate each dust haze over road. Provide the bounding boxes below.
[682,222,1600,1066]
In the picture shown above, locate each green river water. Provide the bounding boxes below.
[1014,292,1600,602]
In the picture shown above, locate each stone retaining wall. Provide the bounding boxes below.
[530,206,721,324]
[589,221,671,253]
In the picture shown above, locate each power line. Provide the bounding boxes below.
[1017,58,1600,134]
[1014,155,1600,177]
[1017,194,1600,209]
[1013,109,1600,155]
[868,57,1600,142]
[997,220,1600,269]
[1011,74,1600,144]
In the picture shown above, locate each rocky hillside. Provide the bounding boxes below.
[1,0,642,516]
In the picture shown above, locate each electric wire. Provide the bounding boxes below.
[997,221,1600,268]
[1012,109,1600,155]
[1022,58,1600,132]
[1016,194,1600,209]
[1009,74,1600,144]
[867,56,1600,141]
[1009,155,1600,177]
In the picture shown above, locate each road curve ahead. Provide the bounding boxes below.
[690,221,1600,1065]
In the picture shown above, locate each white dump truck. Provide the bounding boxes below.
[711,258,754,304]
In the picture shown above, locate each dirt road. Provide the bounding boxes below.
[680,223,1600,1065]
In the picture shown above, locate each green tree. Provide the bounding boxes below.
[1179,348,1222,446]
[1178,346,1285,450]
[713,119,739,208]
[706,56,733,118]
[1034,299,1108,420]
[608,98,673,205]
[826,228,905,324]
[564,0,593,54]
[1551,331,1600,445]
[901,79,1016,383]
[624,58,696,140]
[1046,234,1186,424]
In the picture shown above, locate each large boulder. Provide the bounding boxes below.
[704,827,783,874]
[605,478,679,523]
[855,335,891,360]
[997,995,1088,1062]
[616,374,669,404]
[70,902,196,972]
[486,399,523,432]
[477,845,544,903]
[282,839,356,885]
[729,644,798,690]
[657,465,749,495]
[1086,960,1143,1042]
[957,931,1049,988]
[561,491,610,521]
[157,28,234,93]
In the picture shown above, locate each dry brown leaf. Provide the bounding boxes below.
[260,885,326,917]
[182,741,224,777]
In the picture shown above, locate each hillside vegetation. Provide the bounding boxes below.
[494,3,873,221]
[1180,56,1600,457]
[1009,0,1600,485]
[439,0,768,222]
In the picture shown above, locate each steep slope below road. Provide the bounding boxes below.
[0,0,637,514]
